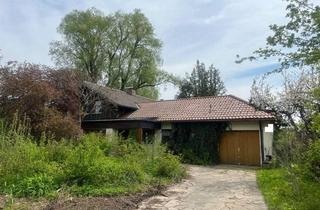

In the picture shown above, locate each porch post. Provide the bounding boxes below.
[136,128,143,143]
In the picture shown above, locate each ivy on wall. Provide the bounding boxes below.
[164,122,229,165]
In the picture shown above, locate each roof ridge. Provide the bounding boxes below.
[83,81,154,101]
[138,95,230,104]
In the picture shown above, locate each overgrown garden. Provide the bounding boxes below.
[0,8,186,206]
[0,119,185,201]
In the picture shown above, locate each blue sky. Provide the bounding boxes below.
[0,0,288,100]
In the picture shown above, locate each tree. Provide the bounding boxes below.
[177,60,226,98]
[238,0,320,139]
[250,69,320,138]
[0,63,82,139]
[50,8,108,83]
[207,64,227,96]
[237,0,320,71]
[50,8,173,99]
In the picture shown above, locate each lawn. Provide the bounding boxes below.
[257,168,320,210]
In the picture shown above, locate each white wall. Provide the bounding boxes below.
[228,121,260,131]
[105,128,116,135]
[262,122,274,160]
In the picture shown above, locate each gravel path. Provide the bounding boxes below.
[138,165,267,210]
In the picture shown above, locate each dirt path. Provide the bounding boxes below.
[138,165,267,210]
[0,188,162,210]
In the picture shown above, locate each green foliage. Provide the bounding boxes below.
[17,174,57,197]
[239,1,320,208]
[178,60,226,98]
[261,130,320,209]
[304,140,320,181]
[272,129,307,167]
[0,120,185,198]
[257,168,320,210]
[238,0,320,71]
[311,87,320,137]
[271,129,320,181]
[245,0,320,138]
[152,153,186,179]
[164,122,228,165]
[50,8,174,98]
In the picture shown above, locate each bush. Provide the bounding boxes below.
[153,154,185,179]
[305,140,320,181]
[272,129,307,167]
[257,169,320,210]
[38,109,82,140]
[16,174,57,197]
[272,129,320,181]
[0,122,185,198]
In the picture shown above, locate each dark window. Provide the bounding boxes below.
[162,129,172,142]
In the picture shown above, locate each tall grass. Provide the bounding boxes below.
[0,120,186,198]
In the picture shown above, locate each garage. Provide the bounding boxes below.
[219,131,261,166]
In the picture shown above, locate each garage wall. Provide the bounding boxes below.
[159,121,274,163]
[228,121,260,131]
[228,121,274,162]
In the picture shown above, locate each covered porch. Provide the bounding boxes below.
[81,118,161,143]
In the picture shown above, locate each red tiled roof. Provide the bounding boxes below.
[126,95,274,122]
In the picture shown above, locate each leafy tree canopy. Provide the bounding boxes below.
[177,60,226,99]
[50,8,174,99]
[243,0,320,139]
[250,69,320,138]
[0,62,82,139]
[237,0,320,71]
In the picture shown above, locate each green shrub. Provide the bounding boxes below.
[272,129,306,167]
[0,122,185,198]
[153,154,185,179]
[305,140,320,181]
[15,174,57,197]
[63,141,105,185]
[45,140,72,164]
[257,169,320,210]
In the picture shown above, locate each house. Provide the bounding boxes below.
[82,82,274,166]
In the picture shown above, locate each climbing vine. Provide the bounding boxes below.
[163,122,229,165]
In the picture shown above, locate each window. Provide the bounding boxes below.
[94,101,102,114]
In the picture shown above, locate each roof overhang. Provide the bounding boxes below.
[155,118,275,123]
[82,118,160,131]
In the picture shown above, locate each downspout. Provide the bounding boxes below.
[259,121,265,165]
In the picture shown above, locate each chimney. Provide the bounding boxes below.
[125,87,136,95]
